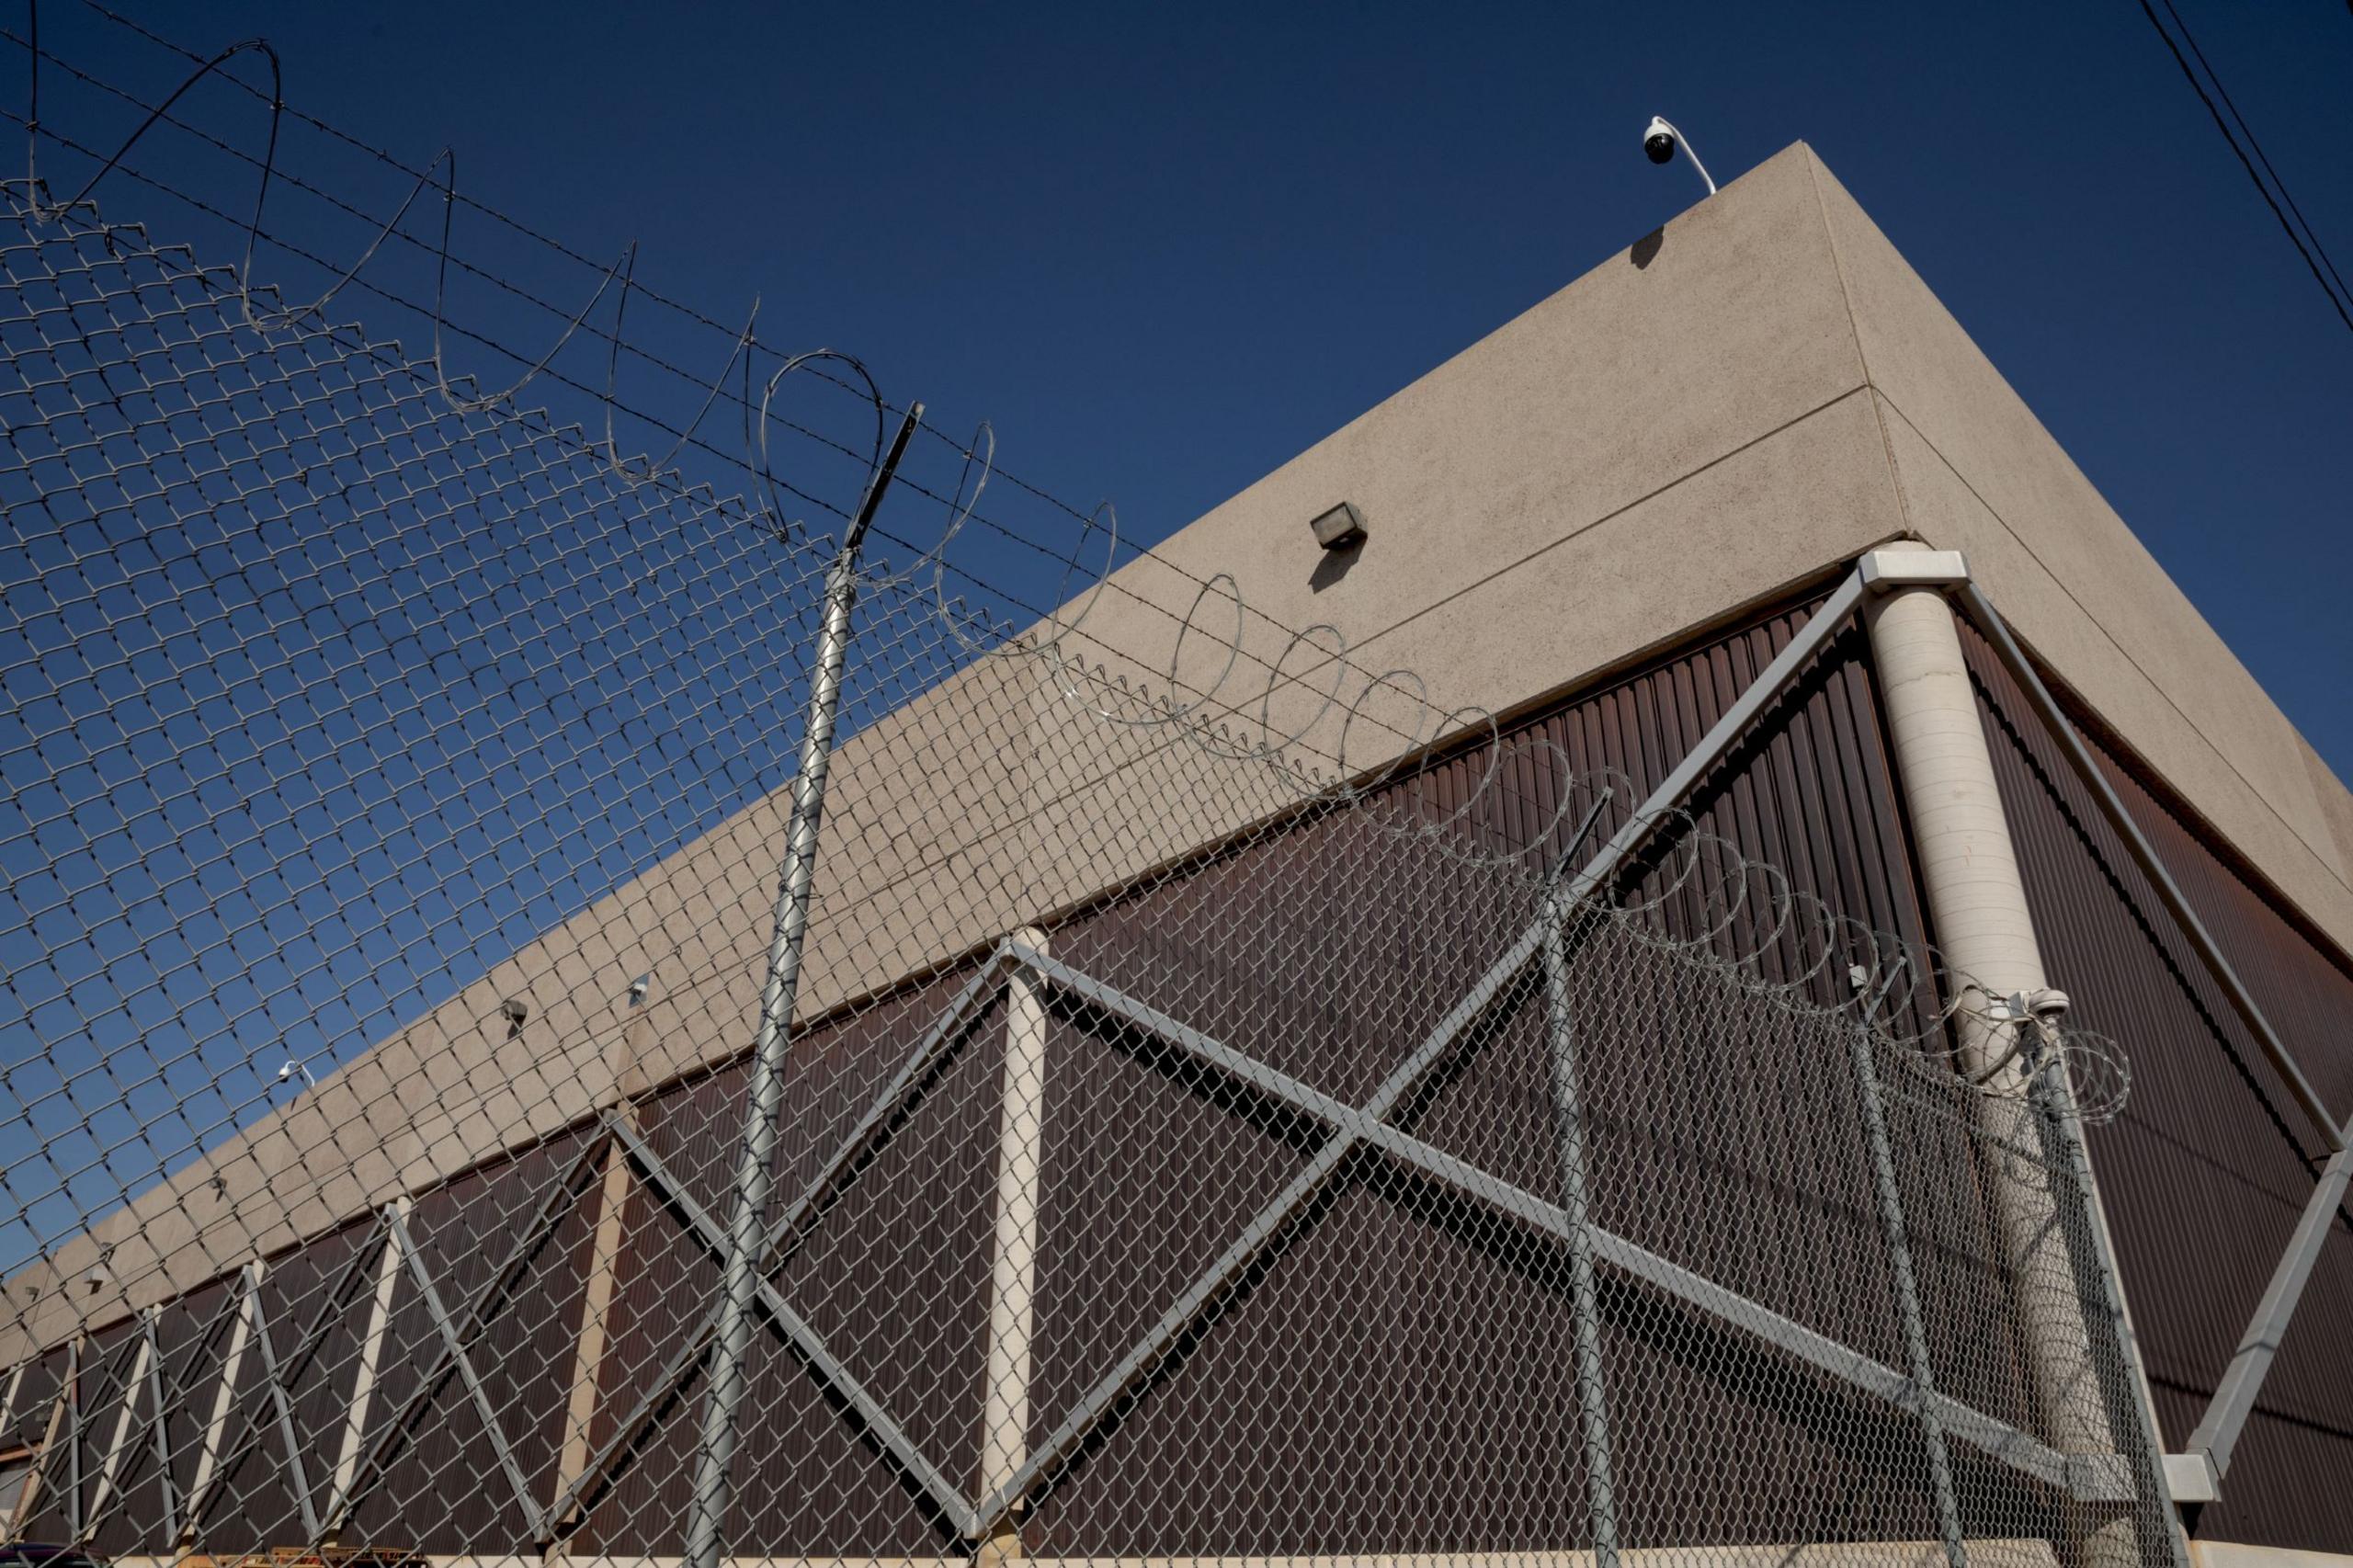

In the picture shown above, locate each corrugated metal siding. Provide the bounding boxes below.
[578,971,1000,1556]
[348,1128,597,1554]
[1962,620,2353,1551]
[199,1218,371,1549]
[1013,599,2058,1555]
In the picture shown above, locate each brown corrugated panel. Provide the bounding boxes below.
[577,970,999,1557]
[347,1127,598,1555]
[1014,598,2055,1556]
[1962,620,2353,1551]
[197,1216,372,1550]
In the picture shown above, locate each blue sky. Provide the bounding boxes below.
[51,0,2353,772]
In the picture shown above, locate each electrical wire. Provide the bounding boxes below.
[2157,0,2353,313]
[2134,0,2353,337]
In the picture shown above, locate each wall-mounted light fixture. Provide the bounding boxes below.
[502,998,530,1038]
[1310,501,1367,551]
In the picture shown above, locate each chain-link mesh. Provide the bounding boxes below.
[0,25,2188,1568]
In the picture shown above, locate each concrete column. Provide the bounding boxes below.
[544,1133,635,1542]
[978,929,1051,1568]
[1864,549,2131,1560]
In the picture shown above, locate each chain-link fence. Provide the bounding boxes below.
[2,17,2187,1568]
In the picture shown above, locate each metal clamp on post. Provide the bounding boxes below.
[1859,547,1971,592]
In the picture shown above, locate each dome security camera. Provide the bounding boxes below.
[1641,115,1717,198]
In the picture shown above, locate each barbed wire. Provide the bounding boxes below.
[0,8,2134,1139]
[0,32,2179,1568]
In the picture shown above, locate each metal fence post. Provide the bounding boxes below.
[681,404,922,1568]
[1540,892,1620,1568]
[1843,981,1967,1568]
[2022,1016,2193,1568]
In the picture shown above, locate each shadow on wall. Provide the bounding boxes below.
[1631,227,1665,270]
[1310,532,1366,594]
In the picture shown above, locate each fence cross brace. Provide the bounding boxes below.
[1006,945,2127,1513]
[241,1266,324,1540]
[43,1332,132,1545]
[141,1305,178,1546]
[79,1307,173,1544]
[185,1233,388,1540]
[162,1270,258,1539]
[536,952,1015,1541]
[381,1203,546,1540]
[968,567,1870,1534]
[603,1112,980,1538]
[322,1129,613,1539]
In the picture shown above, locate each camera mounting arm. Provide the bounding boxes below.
[1643,115,1717,198]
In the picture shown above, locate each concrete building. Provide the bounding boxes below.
[4,143,2349,1566]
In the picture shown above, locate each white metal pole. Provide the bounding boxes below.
[978,930,1051,1568]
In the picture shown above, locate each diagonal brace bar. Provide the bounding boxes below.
[142,1307,178,1548]
[606,1113,978,1539]
[1013,949,2121,1507]
[188,1222,391,1540]
[2186,1142,2353,1480]
[1955,583,2340,1155]
[536,951,1014,1540]
[240,1269,323,1540]
[324,1130,611,1538]
[384,1206,547,1540]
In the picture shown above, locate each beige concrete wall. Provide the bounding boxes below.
[1803,156,2353,953]
[11,140,2348,1362]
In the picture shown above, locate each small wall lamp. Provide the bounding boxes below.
[1310,501,1367,551]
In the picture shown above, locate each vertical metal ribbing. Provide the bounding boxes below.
[1845,997,1967,1568]
[681,404,921,1568]
[1540,896,1620,1568]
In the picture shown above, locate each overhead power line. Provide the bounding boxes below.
[2133,0,2353,337]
